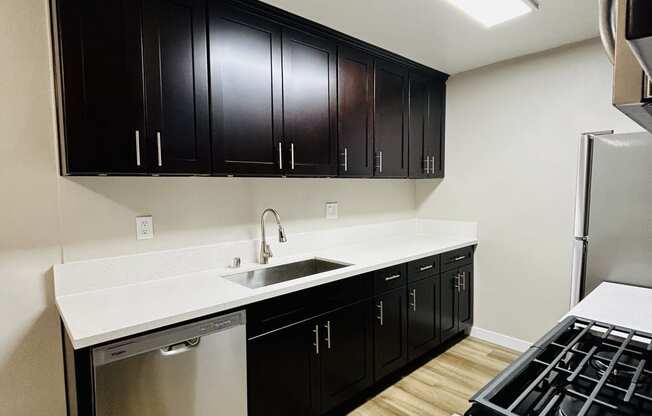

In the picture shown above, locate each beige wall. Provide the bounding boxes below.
[0,1,415,414]
[416,39,641,343]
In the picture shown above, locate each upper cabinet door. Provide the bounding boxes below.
[337,47,374,177]
[209,5,284,176]
[143,0,211,175]
[427,79,446,178]
[374,60,409,178]
[282,29,337,177]
[56,0,146,175]
[408,72,429,178]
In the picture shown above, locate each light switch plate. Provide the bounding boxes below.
[136,216,154,240]
[325,202,338,220]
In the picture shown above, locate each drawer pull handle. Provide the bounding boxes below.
[385,274,401,281]
[454,255,466,261]
[409,289,417,312]
[419,265,433,272]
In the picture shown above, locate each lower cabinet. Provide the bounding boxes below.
[407,275,441,361]
[248,320,319,416]
[441,263,474,342]
[373,288,408,381]
[248,301,373,416]
[320,302,374,413]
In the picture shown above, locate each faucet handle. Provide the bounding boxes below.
[265,243,273,258]
[230,257,241,269]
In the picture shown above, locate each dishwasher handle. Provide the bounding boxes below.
[159,337,201,357]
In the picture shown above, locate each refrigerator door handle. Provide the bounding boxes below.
[570,238,588,308]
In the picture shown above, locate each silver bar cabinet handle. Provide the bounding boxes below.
[455,274,460,292]
[156,131,163,167]
[385,274,401,281]
[424,156,429,174]
[313,324,320,355]
[454,255,466,261]
[344,147,348,172]
[376,301,384,326]
[324,321,331,350]
[278,142,283,170]
[135,130,141,167]
[460,272,466,291]
[290,142,295,170]
[430,156,435,174]
[410,289,417,312]
[379,151,383,173]
[419,265,433,272]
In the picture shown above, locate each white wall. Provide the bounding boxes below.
[416,39,641,343]
[0,1,415,414]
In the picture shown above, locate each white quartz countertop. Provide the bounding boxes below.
[56,222,477,349]
[567,282,652,334]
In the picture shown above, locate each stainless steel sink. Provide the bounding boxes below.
[225,258,350,289]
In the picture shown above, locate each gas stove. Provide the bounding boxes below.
[466,316,652,416]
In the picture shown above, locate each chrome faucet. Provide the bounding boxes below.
[259,208,287,264]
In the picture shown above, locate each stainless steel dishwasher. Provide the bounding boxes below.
[92,311,247,416]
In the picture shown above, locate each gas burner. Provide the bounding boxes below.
[589,350,648,384]
[558,393,601,416]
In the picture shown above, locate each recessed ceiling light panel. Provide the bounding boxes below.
[445,0,539,28]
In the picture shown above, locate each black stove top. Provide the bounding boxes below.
[467,316,652,416]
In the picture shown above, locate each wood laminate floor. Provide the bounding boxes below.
[349,337,520,416]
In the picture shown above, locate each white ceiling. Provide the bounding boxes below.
[262,0,600,74]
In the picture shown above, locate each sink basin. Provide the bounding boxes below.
[225,258,350,289]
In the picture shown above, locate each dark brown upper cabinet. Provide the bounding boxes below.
[337,47,374,177]
[282,29,338,177]
[408,72,429,178]
[427,79,446,178]
[209,5,284,176]
[143,0,211,175]
[373,60,409,178]
[408,72,446,179]
[53,0,447,178]
[55,0,147,175]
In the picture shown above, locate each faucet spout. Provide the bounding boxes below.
[260,208,287,264]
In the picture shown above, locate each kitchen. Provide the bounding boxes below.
[1,0,652,415]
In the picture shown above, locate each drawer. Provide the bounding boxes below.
[407,255,440,282]
[441,246,474,272]
[374,264,407,294]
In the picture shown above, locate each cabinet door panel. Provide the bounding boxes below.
[458,264,474,331]
[283,30,337,176]
[408,72,428,178]
[374,289,407,381]
[338,47,373,177]
[144,0,210,174]
[408,275,440,360]
[374,60,408,178]
[209,5,283,175]
[320,302,373,413]
[427,79,446,178]
[248,321,319,416]
[57,0,146,174]
[440,270,459,342]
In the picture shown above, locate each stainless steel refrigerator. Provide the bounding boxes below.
[570,130,652,306]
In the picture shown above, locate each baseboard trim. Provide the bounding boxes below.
[470,327,531,353]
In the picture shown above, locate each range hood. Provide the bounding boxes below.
[602,0,652,133]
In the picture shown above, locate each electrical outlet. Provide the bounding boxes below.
[325,202,338,220]
[136,216,154,240]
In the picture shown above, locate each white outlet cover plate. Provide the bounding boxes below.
[325,202,338,220]
[136,216,154,240]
